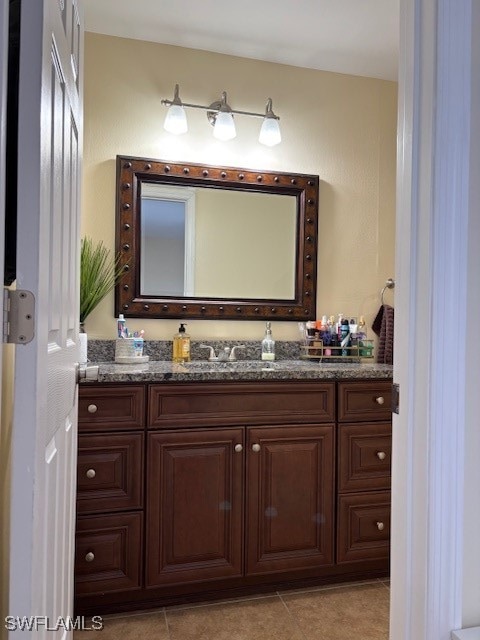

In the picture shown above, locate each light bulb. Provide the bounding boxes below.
[164,104,188,135]
[213,111,236,141]
[259,116,281,147]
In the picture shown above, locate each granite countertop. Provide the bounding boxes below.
[81,360,393,384]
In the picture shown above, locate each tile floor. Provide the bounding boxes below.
[75,579,390,640]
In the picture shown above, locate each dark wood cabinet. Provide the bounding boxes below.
[146,423,335,585]
[78,385,145,431]
[246,424,334,575]
[75,512,143,595]
[146,428,244,587]
[337,422,391,493]
[75,385,145,603]
[77,432,144,514]
[336,382,392,565]
[337,492,390,564]
[75,378,391,615]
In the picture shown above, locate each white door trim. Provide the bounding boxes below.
[0,0,7,378]
[0,4,8,625]
[391,0,480,638]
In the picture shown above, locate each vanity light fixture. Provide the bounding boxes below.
[163,84,188,135]
[161,84,282,146]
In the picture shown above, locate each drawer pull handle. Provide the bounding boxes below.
[86,468,96,479]
[85,552,95,562]
[376,451,387,461]
[376,521,385,531]
[87,404,98,414]
[234,444,243,453]
[375,396,385,405]
[252,443,261,453]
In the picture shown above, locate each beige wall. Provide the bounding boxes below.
[194,189,296,299]
[82,33,397,341]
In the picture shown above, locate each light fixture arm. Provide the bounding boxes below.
[161,90,280,121]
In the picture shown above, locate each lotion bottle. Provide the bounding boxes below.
[261,322,275,361]
[172,323,191,363]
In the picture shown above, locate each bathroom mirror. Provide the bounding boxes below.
[115,155,319,320]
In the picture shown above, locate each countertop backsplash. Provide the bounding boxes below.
[87,339,305,363]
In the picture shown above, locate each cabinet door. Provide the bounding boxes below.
[246,424,334,575]
[146,428,244,587]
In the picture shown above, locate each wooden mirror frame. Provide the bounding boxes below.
[115,155,319,320]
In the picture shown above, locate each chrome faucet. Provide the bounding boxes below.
[217,347,231,361]
[199,344,246,361]
[229,345,246,361]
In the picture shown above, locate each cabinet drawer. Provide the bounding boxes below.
[77,433,144,514]
[337,492,390,564]
[338,381,392,422]
[78,386,145,431]
[148,382,335,428]
[338,423,391,492]
[75,512,143,596]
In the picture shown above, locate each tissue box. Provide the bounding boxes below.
[114,338,149,364]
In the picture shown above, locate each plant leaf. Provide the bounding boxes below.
[80,237,124,323]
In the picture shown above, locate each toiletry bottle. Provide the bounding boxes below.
[261,322,275,361]
[340,318,351,357]
[172,323,191,363]
[117,313,126,338]
[357,315,367,356]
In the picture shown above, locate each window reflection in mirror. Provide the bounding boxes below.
[140,184,297,300]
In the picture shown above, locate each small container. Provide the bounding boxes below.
[115,338,149,363]
[133,337,144,357]
[261,322,275,361]
[173,323,191,363]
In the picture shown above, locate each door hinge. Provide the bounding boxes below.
[392,382,399,414]
[3,289,35,344]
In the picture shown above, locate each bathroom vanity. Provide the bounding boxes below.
[74,362,393,615]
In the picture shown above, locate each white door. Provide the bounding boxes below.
[0,0,7,420]
[9,0,83,635]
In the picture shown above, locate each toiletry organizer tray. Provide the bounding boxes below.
[300,340,374,361]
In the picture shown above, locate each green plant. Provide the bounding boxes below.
[80,237,124,324]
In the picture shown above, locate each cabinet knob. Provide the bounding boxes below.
[85,552,95,562]
[252,443,261,453]
[86,468,96,479]
[234,444,243,453]
[87,404,98,413]
[376,521,385,531]
[376,451,386,461]
[375,396,385,405]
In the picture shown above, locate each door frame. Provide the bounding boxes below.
[0,1,8,633]
[391,0,480,637]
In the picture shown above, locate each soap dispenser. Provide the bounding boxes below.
[173,323,191,363]
[261,322,275,361]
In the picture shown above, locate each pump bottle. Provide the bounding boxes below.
[261,322,275,361]
[173,323,191,363]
